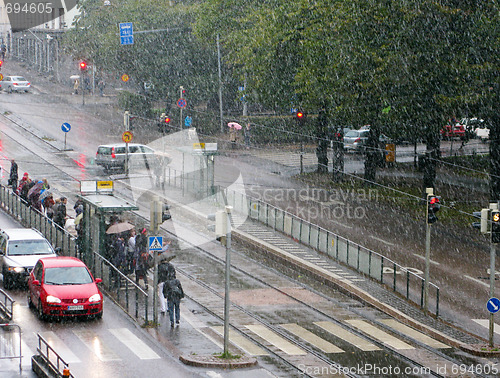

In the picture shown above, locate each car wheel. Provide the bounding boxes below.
[27,292,34,309]
[37,301,46,321]
[3,271,12,290]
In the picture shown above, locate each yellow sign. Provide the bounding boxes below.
[385,143,396,163]
[122,131,133,143]
[193,143,205,149]
[97,180,113,192]
[121,74,129,82]
[0,73,3,81]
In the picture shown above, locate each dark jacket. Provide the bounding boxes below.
[163,279,184,303]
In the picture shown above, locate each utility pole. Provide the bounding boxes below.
[217,34,224,133]
[489,203,498,347]
[150,196,162,325]
[124,111,130,176]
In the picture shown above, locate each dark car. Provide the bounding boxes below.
[28,256,103,320]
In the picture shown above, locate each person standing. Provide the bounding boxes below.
[158,250,175,314]
[126,229,136,274]
[73,79,79,95]
[8,159,18,189]
[163,276,184,327]
[53,197,68,228]
[134,228,149,289]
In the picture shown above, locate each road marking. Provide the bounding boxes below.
[280,323,344,353]
[211,326,268,356]
[109,328,160,359]
[379,319,450,349]
[37,331,81,364]
[472,319,500,335]
[314,321,380,351]
[464,275,489,288]
[369,236,395,246]
[346,320,414,350]
[73,330,120,362]
[413,253,440,265]
[245,324,306,355]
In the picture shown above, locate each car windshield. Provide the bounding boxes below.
[345,131,359,138]
[97,147,112,155]
[44,266,93,285]
[8,240,54,256]
[13,77,26,81]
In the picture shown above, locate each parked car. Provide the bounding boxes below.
[28,256,103,320]
[343,128,390,152]
[1,75,31,93]
[0,228,59,289]
[95,143,171,172]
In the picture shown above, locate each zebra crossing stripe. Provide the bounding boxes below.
[245,324,307,355]
[280,323,344,354]
[37,331,81,364]
[346,320,415,350]
[472,319,500,335]
[379,319,450,349]
[314,321,380,351]
[211,326,268,356]
[109,329,161,359]
[73,330,120,361]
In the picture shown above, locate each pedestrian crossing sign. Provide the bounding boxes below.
[149,236,163,251]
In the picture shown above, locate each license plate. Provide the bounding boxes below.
[67,305,84,311]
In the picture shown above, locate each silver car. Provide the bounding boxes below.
[1,75,31,93]
[0,228,58,289]
[343,128,390,152]
[95,143,171,172]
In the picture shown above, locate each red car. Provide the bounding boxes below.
[28,256,103,320]
[440,120,466,140]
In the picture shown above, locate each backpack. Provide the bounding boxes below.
[163,279,183,299]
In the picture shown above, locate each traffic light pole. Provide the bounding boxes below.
[223,206,232,356]
[423,188,433,313]
[489,202,499,347]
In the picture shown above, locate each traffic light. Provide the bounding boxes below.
[79,60,88,72]
[164,116,171,124]
[427,195,441,224]
[0,60,3,68]
[492,210,500,243]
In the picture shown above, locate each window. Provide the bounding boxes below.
[44,266,93,285]
[8,240,54,256]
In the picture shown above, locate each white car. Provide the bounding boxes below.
[460,118,489,141]
[1,75,31,93]
[0,228,58,289]
[95,143,171,172]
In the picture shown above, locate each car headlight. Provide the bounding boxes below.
[89,294,101,303]
[46,295,61,304]
[9,267,25,273]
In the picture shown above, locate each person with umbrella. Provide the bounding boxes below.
[53,197,68,228]
[27,180,44,211]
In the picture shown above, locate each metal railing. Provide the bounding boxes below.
[0,289,15,320]
[222,188,440,316]
[36,333,75,378]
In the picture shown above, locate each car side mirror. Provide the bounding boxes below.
[55,247,62,254]
[32,280,41,286]
[95,278,102,284]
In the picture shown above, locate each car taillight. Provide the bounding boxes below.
[27,82,30,86]
[354,137,360,142]
[12,82,18,86]
[111,147,116,158]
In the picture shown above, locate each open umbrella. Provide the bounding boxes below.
[106,221,135,234]
[228,122,242,130]
[70,75,80,80]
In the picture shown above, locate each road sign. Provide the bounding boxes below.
[121,74,129,82]
[0,73,3,81]
[149,236,163,251]
[119,22,134,45]
[177,98,187,108]
[185,116,192,127]
[122,131,133,143]
[487,297,500,314]
[61,123,71,133]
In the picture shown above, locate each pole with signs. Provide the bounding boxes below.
[489,202,499,347]
[149,196,163,325]
[61,123,71,151]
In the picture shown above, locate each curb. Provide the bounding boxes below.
[179,354,258,369]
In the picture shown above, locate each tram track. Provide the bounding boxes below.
[1,107,494,377]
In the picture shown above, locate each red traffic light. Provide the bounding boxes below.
[165,117,171,123]
[0,60,3,67]
[79,61,87,71]
[429,197,439,205]
[296,112,304,119]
